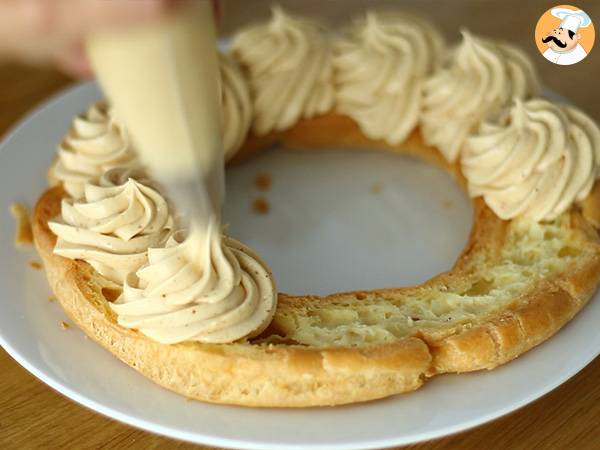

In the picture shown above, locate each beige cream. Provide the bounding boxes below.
[48,168,173,284]
[421,31,540,162]
[220,54,253,160]
[111,221,277,344]
[50,102,138,199]
[334,11,443,144]
[463,98,600,221]
[231,6,335,135]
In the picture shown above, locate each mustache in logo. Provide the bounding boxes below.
[542,35,567,48]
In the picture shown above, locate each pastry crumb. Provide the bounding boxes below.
[60,321,70,330]
[370,183,382,194]
[10,202,33,246]
[252,197,270,214]
[48,296,56,303]
[254,173,272,191]
[29,261,42,270]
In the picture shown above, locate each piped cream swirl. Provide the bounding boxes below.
[334,11,444,144]
[111,222,277,344]
[48,168,173,283]
[463,98,600,221]
[421,31,540,162]
[231,6,334,135]
[220,53,253,160]
[50,102,138,199]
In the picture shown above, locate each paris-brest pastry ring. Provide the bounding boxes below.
[32,8,600,407]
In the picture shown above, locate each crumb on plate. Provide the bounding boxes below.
[370,183,382,194]
[29,261,42,270]
[60,321,70,330]
[254,173,272,191]
[10,202,33,246]
[252,197,270,214]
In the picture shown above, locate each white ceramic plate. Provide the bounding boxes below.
[1,82,599,450]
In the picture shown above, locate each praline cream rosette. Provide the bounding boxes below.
[220,53,253,160]
[421,31,540,162]
[111,222,277,344]
[48,168,173,284]
[231,6,335,135]
[334,11,444,144]
[462,98,600,221]
[50,102,138,199]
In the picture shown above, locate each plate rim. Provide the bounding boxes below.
[0,81,598,450]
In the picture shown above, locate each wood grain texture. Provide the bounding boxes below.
[1,0,600,448]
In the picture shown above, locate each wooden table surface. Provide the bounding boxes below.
[1,1,600,449]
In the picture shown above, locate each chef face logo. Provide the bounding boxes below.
[535,5,595,65]
[543,27,580,52]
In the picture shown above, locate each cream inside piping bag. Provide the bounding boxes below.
[86,2,224,222]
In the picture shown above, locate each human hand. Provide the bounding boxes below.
[0,0,182,78]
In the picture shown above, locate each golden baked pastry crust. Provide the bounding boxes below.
[33,113,600,407]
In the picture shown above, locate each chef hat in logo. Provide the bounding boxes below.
[551,7,592,33]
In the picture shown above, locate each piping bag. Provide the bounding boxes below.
[85,1,223,229]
